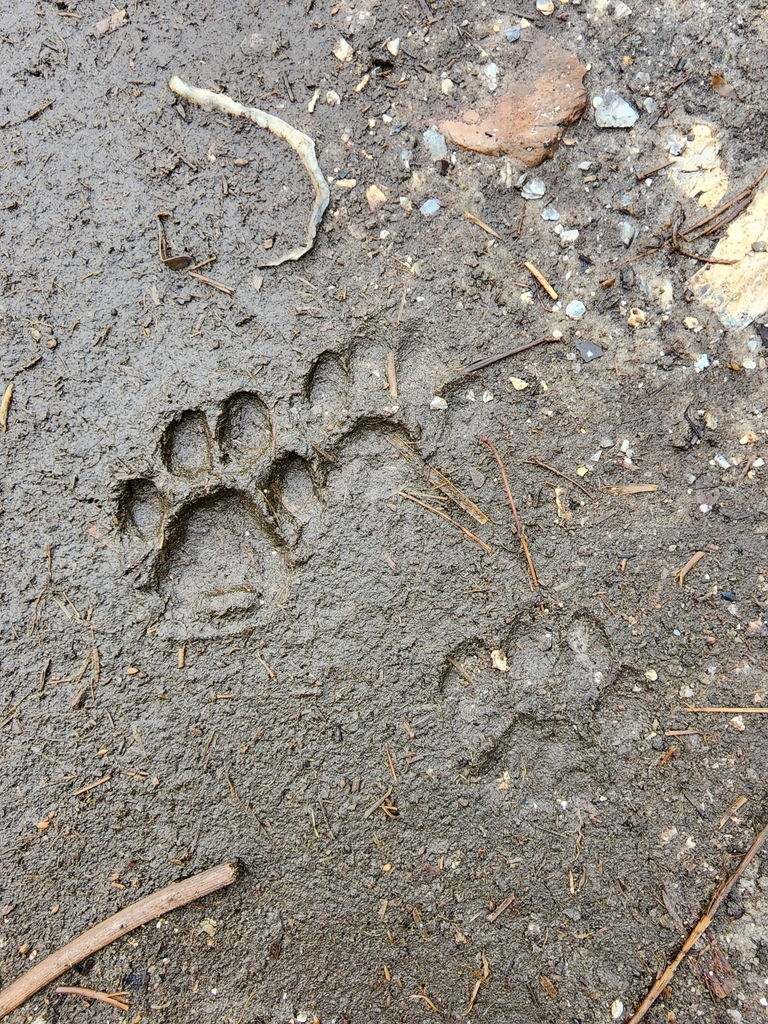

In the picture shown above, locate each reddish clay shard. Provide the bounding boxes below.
[438,37,587,166]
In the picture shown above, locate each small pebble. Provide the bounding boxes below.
[423,127,448,161]
[420,198,440,216]
[594,91,639,129]
[566,300,586,320]
[555,228,579,248]
[430,396,448,410]
[619,221,636,247]
[627,307,645,327]
[644,96,659,113]
[505,24,521,42]
[575,339,603,361]
[713,454,731,470]
[720,590,736,601]
[600,437,615,448]
[386,37,400,57]
[693,354,710,372]
[610,998,624,1020]
[333,38,353,62]
[482,390,494,403]
[536,0,555,13]
[752,240,767,252]
[483,63,499,92]
[521,178,546,200]
[578,160,593,171]
[542,206,560,221]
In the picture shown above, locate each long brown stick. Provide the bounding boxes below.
[459,335,560,375]
[628,822,768,1024]
[0,861,241,1020]
[479,438,538,588]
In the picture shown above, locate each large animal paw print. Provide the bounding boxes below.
[118,392,321,636]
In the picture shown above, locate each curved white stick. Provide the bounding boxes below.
[168,76,330,268]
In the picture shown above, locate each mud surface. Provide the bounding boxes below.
[2,1,768,1022]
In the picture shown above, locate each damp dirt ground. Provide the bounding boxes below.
[1,1,768,1022]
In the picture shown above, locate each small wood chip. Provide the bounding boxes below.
[604,483,658,495]
[0,384,13,433]
[188,272,235,296]
[524,261,558,300]
[94,9,127,36]
[675,550,705,586]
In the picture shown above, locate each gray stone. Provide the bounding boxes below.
[594,91,639,129]
[619,221,637,247]
[423,127,448,161]
[420,198,441,216]
[521,178,546,200]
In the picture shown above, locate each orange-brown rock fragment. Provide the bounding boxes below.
[438,37,587,166]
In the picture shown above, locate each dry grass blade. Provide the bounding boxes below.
[465,211,502,239]
[524,457,595,500]
[56,986,129,1011]
[168,76,330,267]
[467,952,490,1013]
[188,271,235,295]
[399,491,491,554]
[680,165,768,241]
[389,435,489,525]
[458,335,560,375]
[685,705,768,714]
[604,483,658,495]
[479,438,538,588]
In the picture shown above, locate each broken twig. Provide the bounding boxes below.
[458,335,560,375]
[0,861,240,1020]
[628,821,768,1024]
[389,435,488,525]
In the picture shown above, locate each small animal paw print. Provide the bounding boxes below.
[118,391,320,635]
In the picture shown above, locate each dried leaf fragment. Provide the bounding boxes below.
[491,649,509,673]
[438,37,586,166]
[711,74,738,100]
[540,975,558,999]
[94,9,127,36]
